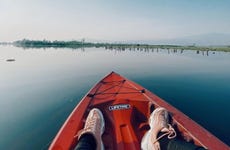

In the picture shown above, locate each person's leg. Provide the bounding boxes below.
[158,132,206,150]
[74,133,96,150]
[75,108,105,150]
[141,107,205,150]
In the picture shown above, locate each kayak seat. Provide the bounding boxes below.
[130,101,156,141]
[99,99,152,149]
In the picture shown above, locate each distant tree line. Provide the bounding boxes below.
[13,39,105,49]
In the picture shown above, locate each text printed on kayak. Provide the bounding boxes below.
[109,104,131,111]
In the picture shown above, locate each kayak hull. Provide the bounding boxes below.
[49,72,229,150]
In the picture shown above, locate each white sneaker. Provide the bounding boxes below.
[141,107,176,150]
[78,108,105,150]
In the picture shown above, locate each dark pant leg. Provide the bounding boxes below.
[74,134,96,150]
[158,133,206,150]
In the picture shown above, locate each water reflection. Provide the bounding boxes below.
[1,46,230,149]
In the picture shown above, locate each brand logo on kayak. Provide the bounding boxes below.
[109,104,131,111]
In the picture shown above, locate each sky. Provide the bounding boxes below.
[1,0,230,42]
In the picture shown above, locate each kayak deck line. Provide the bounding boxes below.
[49,71,229,150]
[87,81,145,97]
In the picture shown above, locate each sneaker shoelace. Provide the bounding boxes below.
[152,124,177,144]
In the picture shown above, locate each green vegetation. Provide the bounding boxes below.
[13,39,97,49]
[12,39,230,52]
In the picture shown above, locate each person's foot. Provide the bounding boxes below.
[78,108,105,150]
[149,107,170,135]
[141,107,176,150]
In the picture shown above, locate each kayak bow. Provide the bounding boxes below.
[49,72,229,150]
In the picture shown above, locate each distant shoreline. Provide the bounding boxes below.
[1,39,230,52]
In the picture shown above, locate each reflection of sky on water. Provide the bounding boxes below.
[0,46,230,149]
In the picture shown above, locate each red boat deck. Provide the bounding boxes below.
[49,72,229,150]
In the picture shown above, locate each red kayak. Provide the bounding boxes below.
[49,72,229,150]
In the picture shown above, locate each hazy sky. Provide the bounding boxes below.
[1,0,230,42]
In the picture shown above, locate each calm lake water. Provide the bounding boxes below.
[0,46,230,149]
